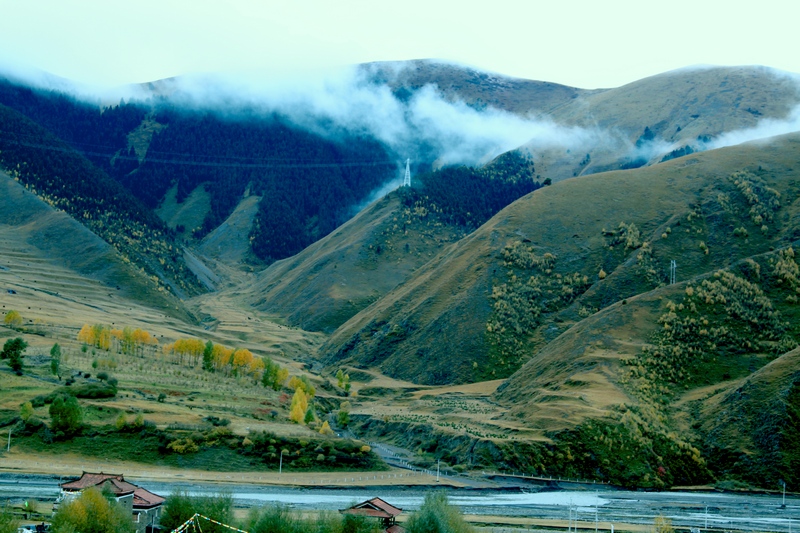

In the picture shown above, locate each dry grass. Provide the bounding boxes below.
[0,451,455,487]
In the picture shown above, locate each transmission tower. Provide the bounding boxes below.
[403,158,411,187]
[669,260,677,285]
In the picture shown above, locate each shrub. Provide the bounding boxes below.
[52,487,133,533]
[161,491,233,533]
[0,505,16,533]
[406,492,473,533]
[49,394,82,436]
[3,310,22,329]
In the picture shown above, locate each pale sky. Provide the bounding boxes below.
[0,0,797,90]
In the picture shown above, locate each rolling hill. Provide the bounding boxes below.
[319,132,800,486]
[2,61,800,489]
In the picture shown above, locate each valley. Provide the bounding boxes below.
[1,61,800,496]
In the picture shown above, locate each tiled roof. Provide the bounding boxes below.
[343,508,394,519]
[386,525,406,533]
[341,497,403,518]
[61,472,135,494]
[60,472,159,502]
[364,498,402,516]
[133,488,166,509]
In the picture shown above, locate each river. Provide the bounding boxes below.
[2,473,798,532]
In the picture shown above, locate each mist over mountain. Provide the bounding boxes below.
[2,59,800,490]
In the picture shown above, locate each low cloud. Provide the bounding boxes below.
[115,64,609,167]
[707,104,800,150]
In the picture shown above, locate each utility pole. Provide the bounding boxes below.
[403,159,411,187]
[6,429,10,452]
[436,459,440,482]
[595,491,598,533]
[279,450,285,474]
[783,480,787,507]
[569,499,573,533]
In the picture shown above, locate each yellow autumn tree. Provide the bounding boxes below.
[169,338,205,365]
[132,328,157,354]
[288,375,316,398]
[248,356,265,377]
[77,324,95,345]
[51,486,134,533]
[212,343,234,373]
[231,348,254,374]
[3,310,22,329]
[319,420,334,436]
[289,388,308,424]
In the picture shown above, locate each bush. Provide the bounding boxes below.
[52,487,134,533]
[0,504,18,533]
[161,491,234,533]
[1,337,27,374]
[406,492,473,533]
[49,393,83,436]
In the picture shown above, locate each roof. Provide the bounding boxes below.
[386,525,406,533]
[341,498,402,519]
[60,472,161,503]
[61,472,136,495]
[133,488,166,509]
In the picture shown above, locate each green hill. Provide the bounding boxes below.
[319,132,800,486]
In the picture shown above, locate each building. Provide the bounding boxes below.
[58,472,164,533]
[340,497,405,533]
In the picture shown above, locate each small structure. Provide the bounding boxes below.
[340,498,404,533]
[58,472,164,533]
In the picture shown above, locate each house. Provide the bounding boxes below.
[58,472,164,533]
[340,498,405,533]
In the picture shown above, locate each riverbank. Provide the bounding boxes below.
[0,449,468,488]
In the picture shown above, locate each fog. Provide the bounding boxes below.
[2,60,799,173]
[133,64,611,167]
[708,104,800,149]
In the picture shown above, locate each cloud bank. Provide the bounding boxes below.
[708,104,800,150]
[133,64,609,167]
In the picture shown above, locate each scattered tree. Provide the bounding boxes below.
[49,393,83,435]
[262,358,288,391]
[19,401,34,423]
[405,492,474,533]
[289,389,308,424]
[1,338,27,374]
[202,340,214,371]
[0,504,19,533]
[50,343,61,377]
[51,487,134,533]
[3,310,22,329]
[161,491,234,533]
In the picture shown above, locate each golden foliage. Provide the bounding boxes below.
[3,310,22,328]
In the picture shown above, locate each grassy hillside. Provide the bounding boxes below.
[0,104,205,298]
[523,66,800,182]
[241,190,469,334]
[0,171,193,320]
[242,158,541,334]
[360,59,588,115]
[318,132,800,486]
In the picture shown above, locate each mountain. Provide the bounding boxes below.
[319,132,800,486]
[2,61,800,489]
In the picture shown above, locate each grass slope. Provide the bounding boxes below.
[318,132,800,486]
[241,190,469,334]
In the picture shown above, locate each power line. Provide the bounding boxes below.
[0,131,397,170]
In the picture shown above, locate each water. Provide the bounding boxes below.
[2,473,799,532]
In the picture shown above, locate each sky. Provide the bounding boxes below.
[0,0,797,90]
